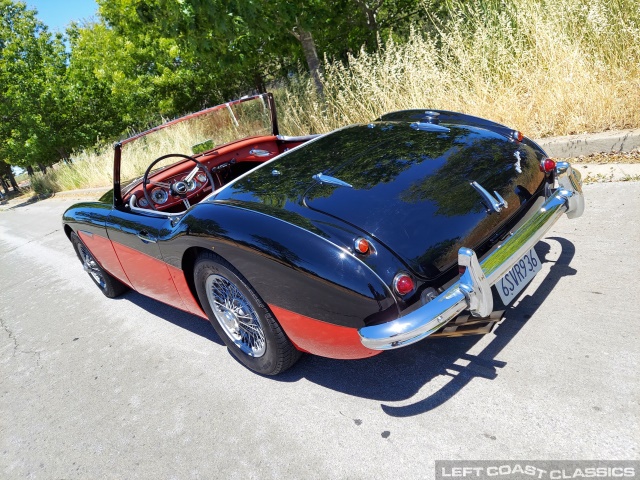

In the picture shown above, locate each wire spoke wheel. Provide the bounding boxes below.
[194,252,301,375]
[205,274,266,357]
[77,243,106,290]
[69,231,127,298]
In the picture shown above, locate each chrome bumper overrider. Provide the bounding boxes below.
[358,162,584,350]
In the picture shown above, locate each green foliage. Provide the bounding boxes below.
[0,0,427,173]
[2,0,639,185]
[0,0,68,169]
[95,0,427,95]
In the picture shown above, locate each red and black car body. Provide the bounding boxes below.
[63,93,584,375]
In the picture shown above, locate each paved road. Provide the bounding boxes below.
[1,183,638,479]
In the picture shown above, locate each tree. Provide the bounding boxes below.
[0,1,69,172]
[93,0,427,99]
[0,162,19,193]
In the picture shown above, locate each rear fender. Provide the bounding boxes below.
[174,203,399,330]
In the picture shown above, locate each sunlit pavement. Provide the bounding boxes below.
[1,182,638,479]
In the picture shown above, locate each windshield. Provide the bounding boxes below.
[118,94,275,193]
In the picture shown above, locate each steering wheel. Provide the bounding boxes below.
[142,153,215,211]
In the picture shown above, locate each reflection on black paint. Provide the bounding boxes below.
[182,215,227,238]
[401,138,520,216]
[251,234,305,266]
[225,123,456,202]
[217,122,544,279]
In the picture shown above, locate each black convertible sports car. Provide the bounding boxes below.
[63,93,584,375]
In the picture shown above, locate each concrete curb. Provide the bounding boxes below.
[535,129,640,158]
[534,129,640,183]
[573,163,640,183]
[47,186,111,199]
[0,187,110,211]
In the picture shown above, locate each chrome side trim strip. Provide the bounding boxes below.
[358,165,584,350]
[128,194,184,218]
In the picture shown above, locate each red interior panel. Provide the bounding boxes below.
[124,135,283,211]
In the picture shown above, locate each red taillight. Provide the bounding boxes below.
[393,273,414,296]
[539,158,556,173]
[354,237,370,254]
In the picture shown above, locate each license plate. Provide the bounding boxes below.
[496,248,542,305]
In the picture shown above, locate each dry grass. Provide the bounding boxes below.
[277,0,640,138]
[30,124,208,194]
[32,0,640,194]
[30,101,272,194]
[30,145,114,195]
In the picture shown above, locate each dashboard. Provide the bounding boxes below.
[124,136,288,213]
[140,169,212,210]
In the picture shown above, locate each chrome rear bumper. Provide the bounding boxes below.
[358,162,584,350]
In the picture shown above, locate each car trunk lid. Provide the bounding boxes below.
[301,123,544,278]
[216,122,545,279]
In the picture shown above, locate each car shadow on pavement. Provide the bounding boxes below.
[0,193,46,211]
[121,292,224,346]
[105,237,576,418]
[275,237,577,417]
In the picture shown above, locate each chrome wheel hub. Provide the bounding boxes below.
[205,274,266,357]
[220,308,239,332]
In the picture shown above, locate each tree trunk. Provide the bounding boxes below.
[253,71,265,94]
[6,168,20,192]
[292,24,323,98]
[354,0,382,32]
[0,178,9,196]
[57,147,72,164]
[38,163,47,174]
[26,165,34,176]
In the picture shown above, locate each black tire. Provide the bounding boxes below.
[193,251,301,375]
[70,231,128,298]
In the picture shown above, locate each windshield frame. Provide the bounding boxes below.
[111,93,279,209]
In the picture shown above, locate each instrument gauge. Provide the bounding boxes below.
[151,187,169,204]
[196,172,207,184]
[138,197,149,208]
[186,179,198,192]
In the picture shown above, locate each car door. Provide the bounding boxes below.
[105,209,187,310]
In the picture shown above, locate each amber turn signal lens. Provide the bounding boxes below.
[512,130,524,142]
[393,273,415,296]
[539,158,556,173]
[354,237,370,254]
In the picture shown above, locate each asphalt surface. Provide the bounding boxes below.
[1,182,638,479]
